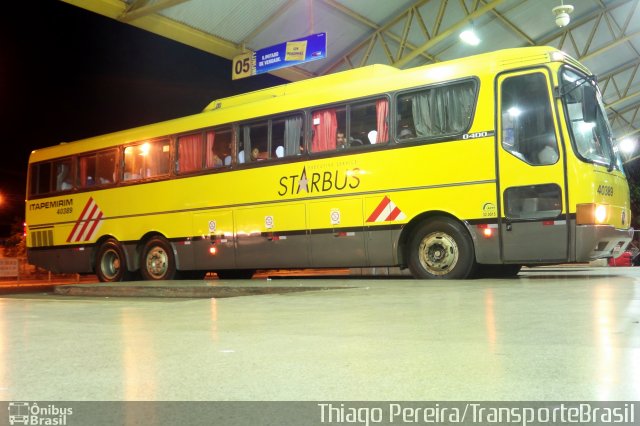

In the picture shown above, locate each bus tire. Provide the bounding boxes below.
[96,238,130,282]
[407,217,477,279]
[140,236,177,280]
[217,270,255,280]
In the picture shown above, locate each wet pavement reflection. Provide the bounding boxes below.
[0,266,638,401]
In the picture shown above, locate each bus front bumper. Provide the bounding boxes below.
[575,225,634,261]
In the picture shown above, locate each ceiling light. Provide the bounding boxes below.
[552,3,574,28]
[619,138,636,154]
[459,29,480,46]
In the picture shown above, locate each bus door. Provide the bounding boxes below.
[496,70,569,263]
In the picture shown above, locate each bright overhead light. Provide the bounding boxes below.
[619,138,636,154]
[459,29,480,46]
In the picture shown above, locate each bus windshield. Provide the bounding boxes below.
[561,68,620,171]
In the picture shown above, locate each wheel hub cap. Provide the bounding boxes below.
[146,247,168,279]
[101,249,121,280]
[418,232,459,276]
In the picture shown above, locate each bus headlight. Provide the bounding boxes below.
[576,203,609,225]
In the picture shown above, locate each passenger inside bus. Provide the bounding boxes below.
[336,130,347,149]
[210,151,223,167]
[56,163,73,190]
[397,120,415,139]
[224,140,232,166]
[250,147,262,161]
[336,129,362,149]
[206,131,226,168]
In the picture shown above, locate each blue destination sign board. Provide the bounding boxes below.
[232,33,326,80]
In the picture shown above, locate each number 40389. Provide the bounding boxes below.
[597,185,613,196]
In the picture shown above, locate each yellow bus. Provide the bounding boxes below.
[25,46,633,281]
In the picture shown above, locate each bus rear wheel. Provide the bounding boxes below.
[141,236,177,280]
[407,218,476,279]
[96,238,130,282]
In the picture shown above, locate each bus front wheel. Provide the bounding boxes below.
[140,236,177,280]
[96,238,130,282]
[407,218,477,279]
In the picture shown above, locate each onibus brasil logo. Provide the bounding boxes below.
[8,402,73,425]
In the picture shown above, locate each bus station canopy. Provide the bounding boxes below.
[62,0,640,142]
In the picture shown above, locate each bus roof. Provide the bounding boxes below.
[29,46,586,163]
[202,64,399,112]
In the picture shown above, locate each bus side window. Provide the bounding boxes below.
[30,162,53,196]
[207,127,231,168]
[504,184,562,219]
[311,107,345,152]
[178,132,204,173]
[501,73,558,165]
[54,159,73,191]
[79,154,97,187]
[273,114,303,157]
[240,122,269,162]
[96,149,117,184]
[396,80,475,141]
[396,97,416,140]
[123,139,170,181]
[350,98,389,145]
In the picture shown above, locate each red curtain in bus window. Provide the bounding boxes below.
[376,99,389,143]
[178,133,203,173]
[312,109,337,152]
[79,157,89,186]
[78,155,97,186]
[205,130,216,168]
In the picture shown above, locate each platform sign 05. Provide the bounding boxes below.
[232,51,255,80]
[232,33,326,80]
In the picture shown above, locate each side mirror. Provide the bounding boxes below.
[582,84,598,123]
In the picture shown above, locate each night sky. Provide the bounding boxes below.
[0,0,286,236]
